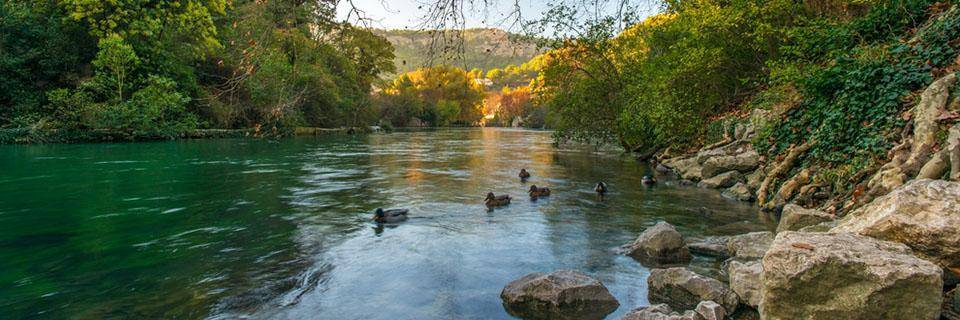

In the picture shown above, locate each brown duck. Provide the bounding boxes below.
[485,192,512,207]
[529,185,551,199]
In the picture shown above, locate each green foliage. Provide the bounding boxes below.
[93,34,140,101]
[536,0,807,151]
[88,77,197,139]
[0,1,95,125]
[1,0,398,142]
[759,3,960,169]
[783,0,933,61]
[45,77,197,140]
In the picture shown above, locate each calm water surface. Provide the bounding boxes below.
[0,129,767,319]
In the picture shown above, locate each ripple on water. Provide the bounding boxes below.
[0,129,767,320]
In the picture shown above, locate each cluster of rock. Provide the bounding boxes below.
[660,73,960,216]
[501,74,960,320]
[499,178,959,319]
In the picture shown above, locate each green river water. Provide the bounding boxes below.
[0,128,766,319]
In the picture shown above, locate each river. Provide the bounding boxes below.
[0,128,767,319]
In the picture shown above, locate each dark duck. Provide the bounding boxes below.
[528,185,551,199]
[642,175,657,186]
[485,192,512,207]
[593,181,607,197]
[518,169,531,181]
[372,208,409,223]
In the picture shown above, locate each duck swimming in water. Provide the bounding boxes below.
[372,208,409,223]
[595,182,608,200]
[529,185,551,199]
[518,169,531,181]
[485,192,512,207]
[595,182,608,194]
[642,175,657,186]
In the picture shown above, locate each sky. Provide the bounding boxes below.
[337,0,659,32]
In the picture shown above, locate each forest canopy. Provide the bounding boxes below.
[0,0,395,140]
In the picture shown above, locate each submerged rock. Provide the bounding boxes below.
[760,232,942,320]
[726,232,774,260]
[501,269,619,320]
[727,260,762,308]
[626,222,692,266]
[648,267,739,314]
[775,204,833,233]
[698,171,741,189]
[832,179,960,270]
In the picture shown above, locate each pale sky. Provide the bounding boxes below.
[337,0,659,32]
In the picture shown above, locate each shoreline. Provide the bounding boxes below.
[0,126,551,145]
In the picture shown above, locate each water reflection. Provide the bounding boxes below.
[0,129,766,320]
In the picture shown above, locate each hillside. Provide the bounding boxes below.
[375,28,540,75]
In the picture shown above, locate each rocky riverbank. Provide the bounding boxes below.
[498,74,960,320]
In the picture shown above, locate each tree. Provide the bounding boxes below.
[93,34,140,101]
[380,65,485,126]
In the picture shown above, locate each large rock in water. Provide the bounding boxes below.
[647,267,739,314]
[501,269,619,320]
[701,150,760,179]
[760,232,943,320]
[776,204,833,233]
[726,232,774,260]
[626,222,692,266]
[697,171,741,189]
[832,179,960,270]
[727,260,762,308]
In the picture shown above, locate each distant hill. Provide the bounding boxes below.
[375,28,541,76]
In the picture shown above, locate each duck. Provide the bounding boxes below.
[642,175,657,186]
[372,208,409,223]
[518,169,531,180]
[595,182,608,195]
[529,185,551,199]
[485,192,512,207]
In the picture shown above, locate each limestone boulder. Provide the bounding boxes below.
[698,171,741,189]
[727,260,762,308]
[647,267,739,314]
[626,222,692,266]
[760,232,942,320]
[694,301,726,320]
[721,182,754,202]
[832,179,960,270]
[776,204,833,233]
[696,141,752,164]
[665,157,704,181]
[701,150,760,178]
[687,236,730,258]
[726,232,774,260]
[501,269,619,320]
